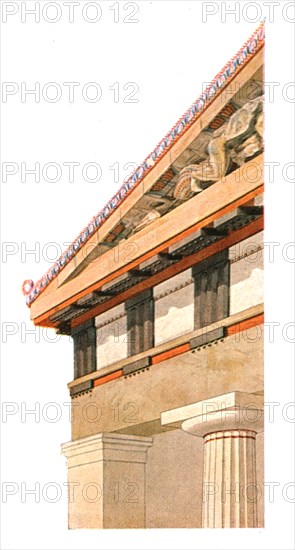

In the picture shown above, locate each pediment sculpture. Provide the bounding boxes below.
[174,94,264,200]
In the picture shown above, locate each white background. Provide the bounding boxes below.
[1,1,294,549]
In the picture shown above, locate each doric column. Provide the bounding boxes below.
[161,391,264,528]
[201,428,257,528]
[61,433,153,529]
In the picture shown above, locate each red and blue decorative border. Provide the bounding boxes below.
[24,22,265,306]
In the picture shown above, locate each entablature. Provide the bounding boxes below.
[30,157,264,328]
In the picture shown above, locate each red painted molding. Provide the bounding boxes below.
[93,369,123,387]
[204,434,256,444]
[152,343,190,365]
[227,313,264,336]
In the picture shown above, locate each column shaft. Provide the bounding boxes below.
[202,429,258,528]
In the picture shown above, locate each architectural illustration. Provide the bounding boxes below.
[23,23,264,528]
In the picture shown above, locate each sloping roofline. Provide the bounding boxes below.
[24,21,265,307]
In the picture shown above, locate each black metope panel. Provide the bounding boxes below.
[125,289,154,357]
[72,319,96,379]
[192,250,230,330]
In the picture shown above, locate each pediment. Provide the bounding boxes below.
[57,64,263,288]
[25,25,264,331]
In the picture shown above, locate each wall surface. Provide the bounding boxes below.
[145,429,203,528]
